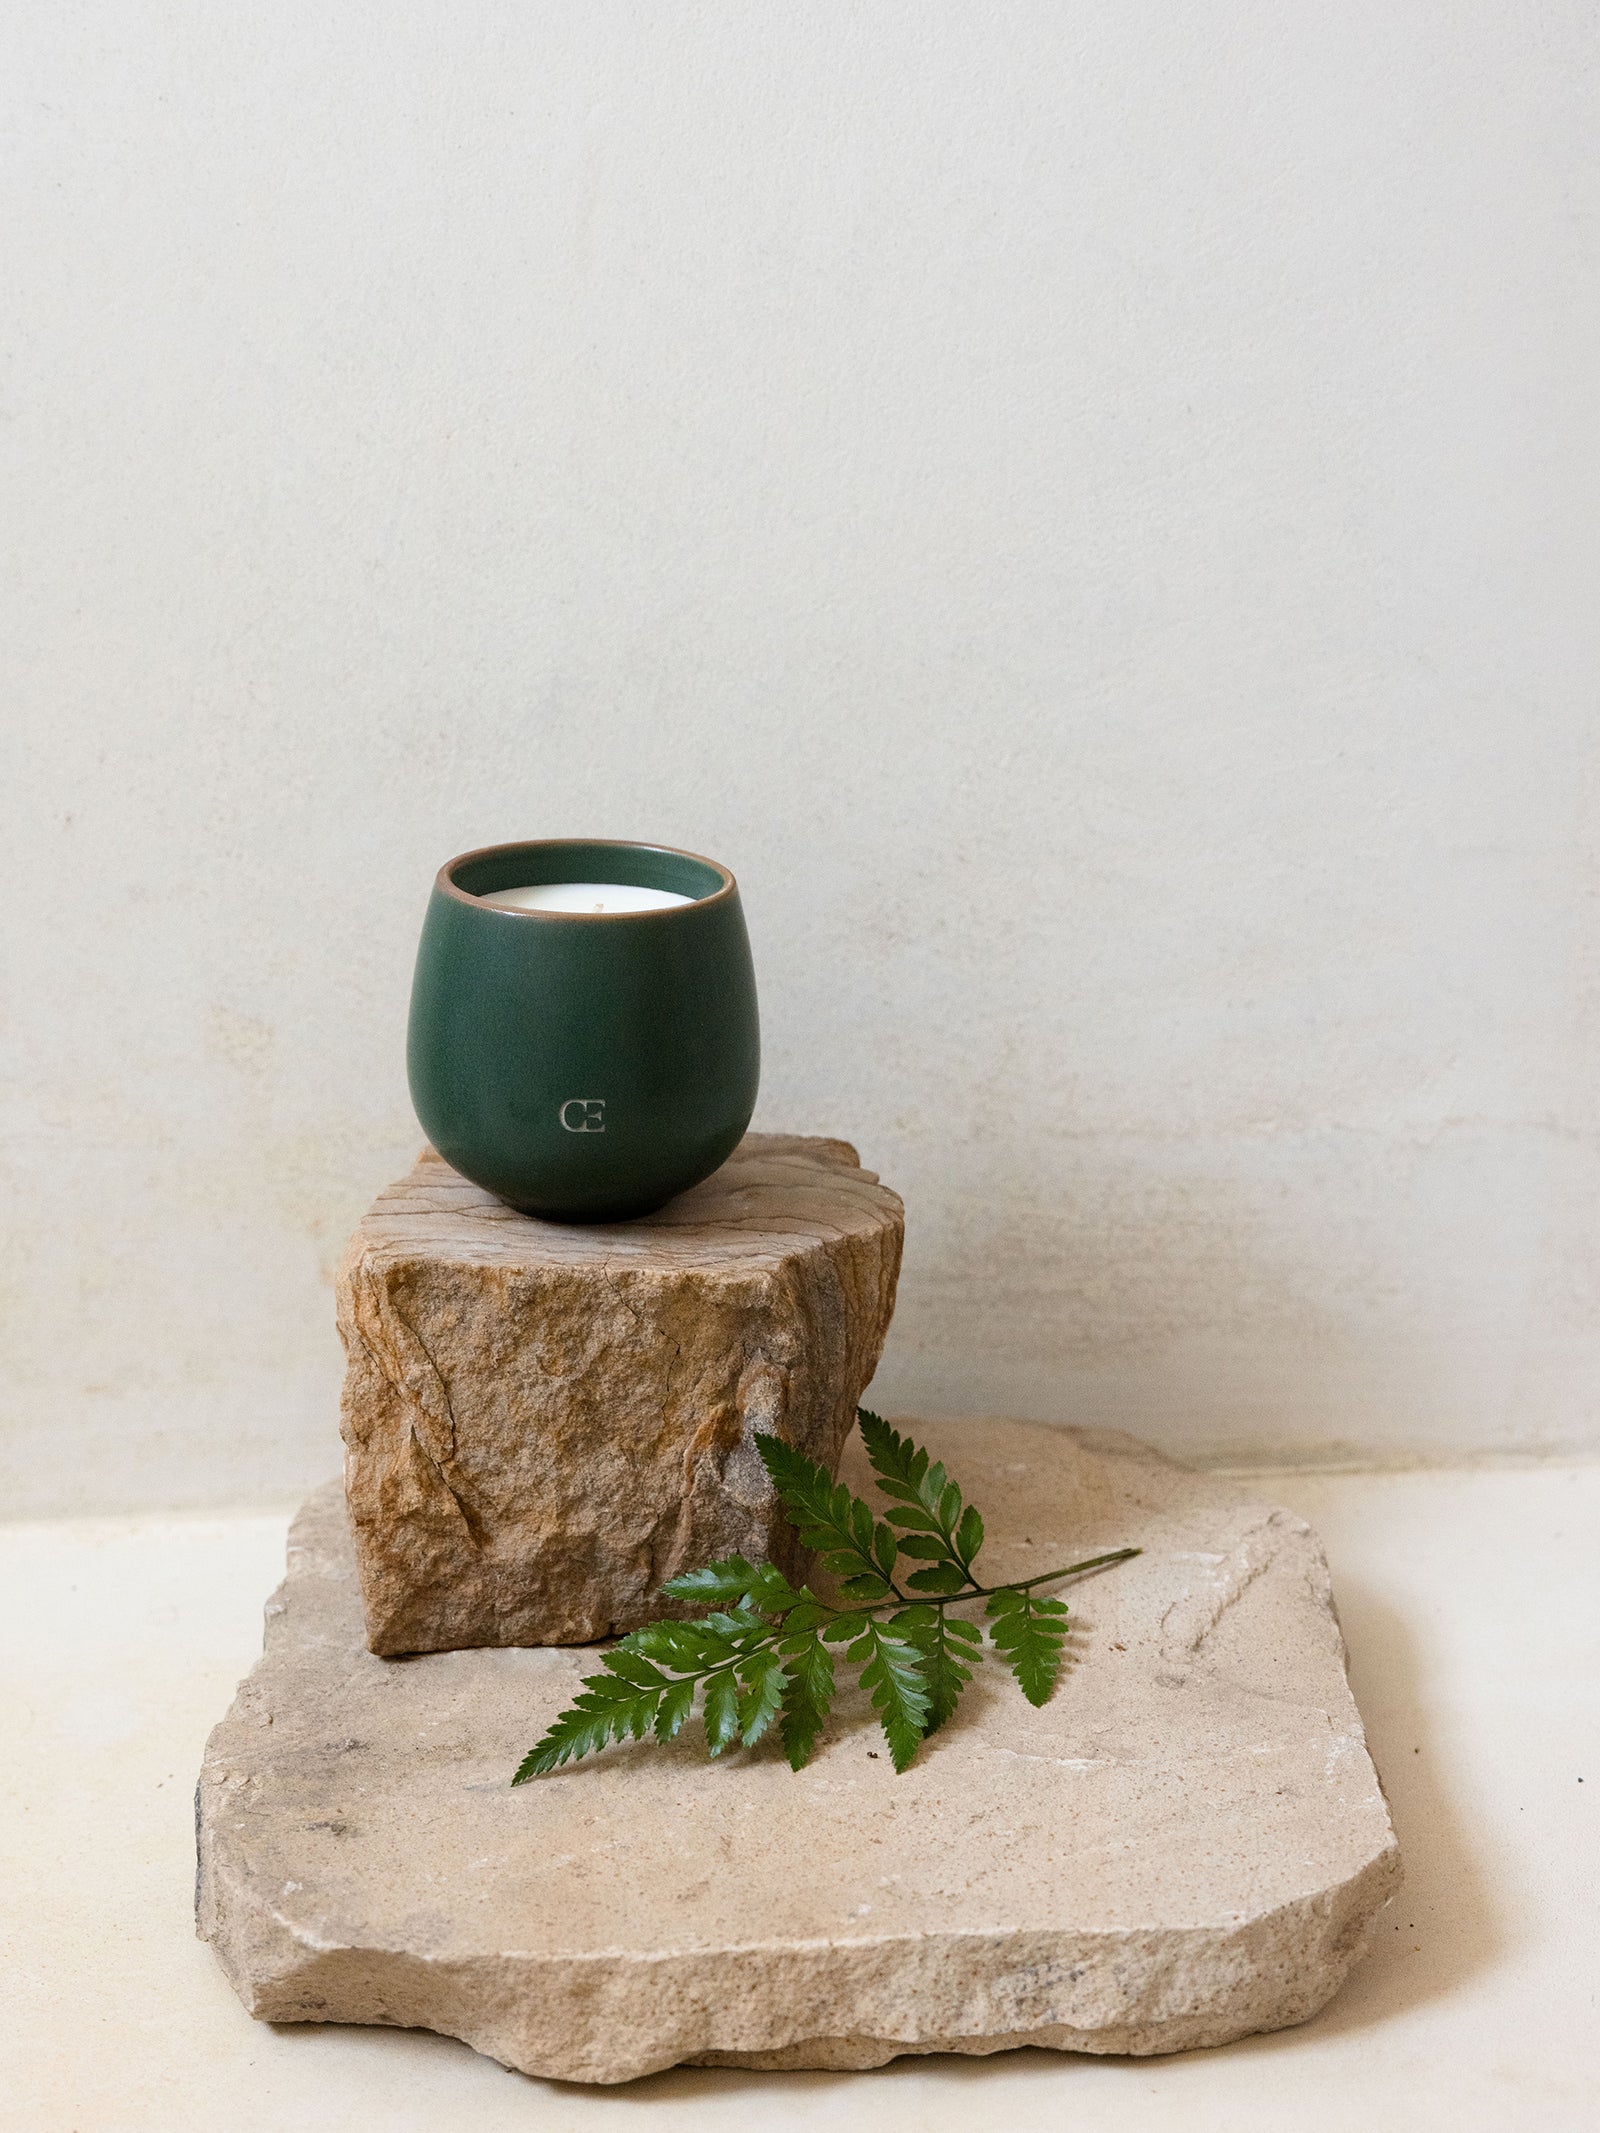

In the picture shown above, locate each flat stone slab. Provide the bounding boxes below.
[336,1134,903,1652]
[196,1418,1399,2082]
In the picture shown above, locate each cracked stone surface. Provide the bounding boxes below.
[195,1418,1401,2083]
[334,1134,904,1653]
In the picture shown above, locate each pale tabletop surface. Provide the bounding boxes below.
[4,1457,1596,2132]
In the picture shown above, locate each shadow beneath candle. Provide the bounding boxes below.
[862,1128,1445,1471]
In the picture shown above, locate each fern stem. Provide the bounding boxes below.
[958,1546,1141,1600]
[816,1546,1142,1623]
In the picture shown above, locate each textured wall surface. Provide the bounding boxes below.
[4,4,1598,1512]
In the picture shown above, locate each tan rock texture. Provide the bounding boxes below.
[335,1134,904,1653]
[196,1418,1400,2083]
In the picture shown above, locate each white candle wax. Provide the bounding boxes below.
[476,881,695,915]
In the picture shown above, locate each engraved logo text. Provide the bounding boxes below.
[559,1098,606,1133]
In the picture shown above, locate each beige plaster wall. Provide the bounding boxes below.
[4,4,1597,1511]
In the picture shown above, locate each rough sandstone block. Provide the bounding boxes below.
[335,1134,904,1654]
[196,1418,1401,2083]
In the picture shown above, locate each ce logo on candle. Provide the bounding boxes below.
[559,1099,606,1134]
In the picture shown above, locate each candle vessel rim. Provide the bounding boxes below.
[437,838,737,921]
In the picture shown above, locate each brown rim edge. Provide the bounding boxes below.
[433,837,738,921]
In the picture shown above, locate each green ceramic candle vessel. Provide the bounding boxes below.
[407,839,760,1220]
